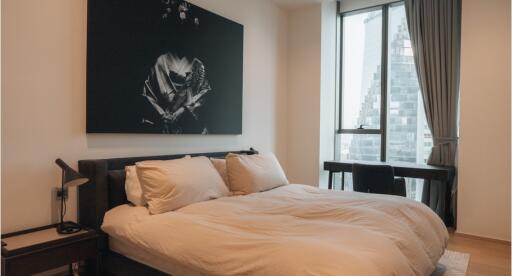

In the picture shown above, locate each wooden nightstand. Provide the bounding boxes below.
[1,222,98,276]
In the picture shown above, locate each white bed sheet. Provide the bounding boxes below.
[102,184,448,276]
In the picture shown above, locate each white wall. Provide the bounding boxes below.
[457,0,511,241]
[285,2,343,188]
[286,4,322,185]
[319,1,338,188]
[1,0,289,233]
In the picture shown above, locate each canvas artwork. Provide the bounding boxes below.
[87,0,243,134]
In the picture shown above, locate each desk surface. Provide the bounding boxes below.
[2,223,97,257]
[324,160,455,181]
[2,228,88,252]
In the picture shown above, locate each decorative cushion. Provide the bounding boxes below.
[136,156,230,214]
[226,153,288,195]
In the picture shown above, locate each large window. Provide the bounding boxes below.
[335,2,432,200]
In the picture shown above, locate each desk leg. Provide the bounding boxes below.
[445,180,454,227]
[328,171,333,190]
[341,172,345,191]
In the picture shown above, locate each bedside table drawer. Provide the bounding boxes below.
[2,237,97,276]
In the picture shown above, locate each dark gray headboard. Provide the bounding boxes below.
[78,148,257,250]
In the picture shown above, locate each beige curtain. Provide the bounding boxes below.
[405,0,461,224]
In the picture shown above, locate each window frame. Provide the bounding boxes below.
[336,1,406,162]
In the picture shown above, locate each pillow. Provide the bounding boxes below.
[124,166,146,206]
[125,155,192,206]
[210,158,229,186]
[136,156,230,214]
[124,166,145,206]
[226,153,288,195]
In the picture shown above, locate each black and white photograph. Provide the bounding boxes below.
[86,0,244,134]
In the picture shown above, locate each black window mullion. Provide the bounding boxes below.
[338,129,381,135]
[337,12,344,132]
[380,5,389,162]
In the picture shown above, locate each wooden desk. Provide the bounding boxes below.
[324,160,456,226]
[324,160,455,190]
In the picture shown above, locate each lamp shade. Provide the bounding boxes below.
[55,159,89,187]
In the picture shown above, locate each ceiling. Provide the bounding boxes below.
[272,0,332,9]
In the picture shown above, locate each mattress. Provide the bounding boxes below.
[102,184,449,276]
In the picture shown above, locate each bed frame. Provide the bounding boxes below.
[77,149,257,275]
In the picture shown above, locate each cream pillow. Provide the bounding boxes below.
[210,158,229,186]
[125,165,145,206]
[226,153,289,195]
[136,156,229,214]
[124,156,191,206]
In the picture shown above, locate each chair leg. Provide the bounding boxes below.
[393,178,407,197]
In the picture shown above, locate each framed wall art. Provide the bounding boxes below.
[87,0,243,134]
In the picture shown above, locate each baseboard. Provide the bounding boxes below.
[454,231,511,245]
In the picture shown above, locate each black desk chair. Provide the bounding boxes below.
[352,163,406,197]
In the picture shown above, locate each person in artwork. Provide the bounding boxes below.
[141,52,211,134]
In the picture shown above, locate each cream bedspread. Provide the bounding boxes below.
[102,184,449,276]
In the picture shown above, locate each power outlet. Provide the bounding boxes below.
[55,188,68,200]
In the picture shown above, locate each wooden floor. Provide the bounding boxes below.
[448,232,511,276]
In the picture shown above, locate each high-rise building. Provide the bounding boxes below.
[343,14,432,200]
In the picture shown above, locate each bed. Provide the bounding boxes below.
[78,150,449,275]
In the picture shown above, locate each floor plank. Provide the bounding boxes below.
[448,232,511,276]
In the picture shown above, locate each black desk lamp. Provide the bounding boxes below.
[55,159,89,234]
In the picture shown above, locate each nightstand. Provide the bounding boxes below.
[1,222,98,276]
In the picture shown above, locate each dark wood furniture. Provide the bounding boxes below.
[325,160,455,190]
[324,160,456,225]
[352,163,406,197]
[1,223,98,276]
[77,149,257,275]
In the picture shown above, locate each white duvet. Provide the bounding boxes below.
[102,184,448,276]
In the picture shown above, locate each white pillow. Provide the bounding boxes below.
[125,165,145,206]
[136,156,229,214]
[210,158,229,186]
[226,152,289,195]
[124,155,191,206]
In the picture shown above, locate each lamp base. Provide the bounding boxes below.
[56,222,82,234]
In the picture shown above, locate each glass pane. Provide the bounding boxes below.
[404,177,423,201]
[339,134,381,161]
[386,3,432,201]
[386,3,432,165]
[341,9,382,129]
[333,172,354,191]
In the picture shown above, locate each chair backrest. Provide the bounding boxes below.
[352,163,396,195]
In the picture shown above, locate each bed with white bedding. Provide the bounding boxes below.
[102,184,449,276]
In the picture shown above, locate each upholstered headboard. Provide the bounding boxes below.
[77,148,257,250]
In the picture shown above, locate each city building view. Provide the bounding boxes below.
[337,5,432,201]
